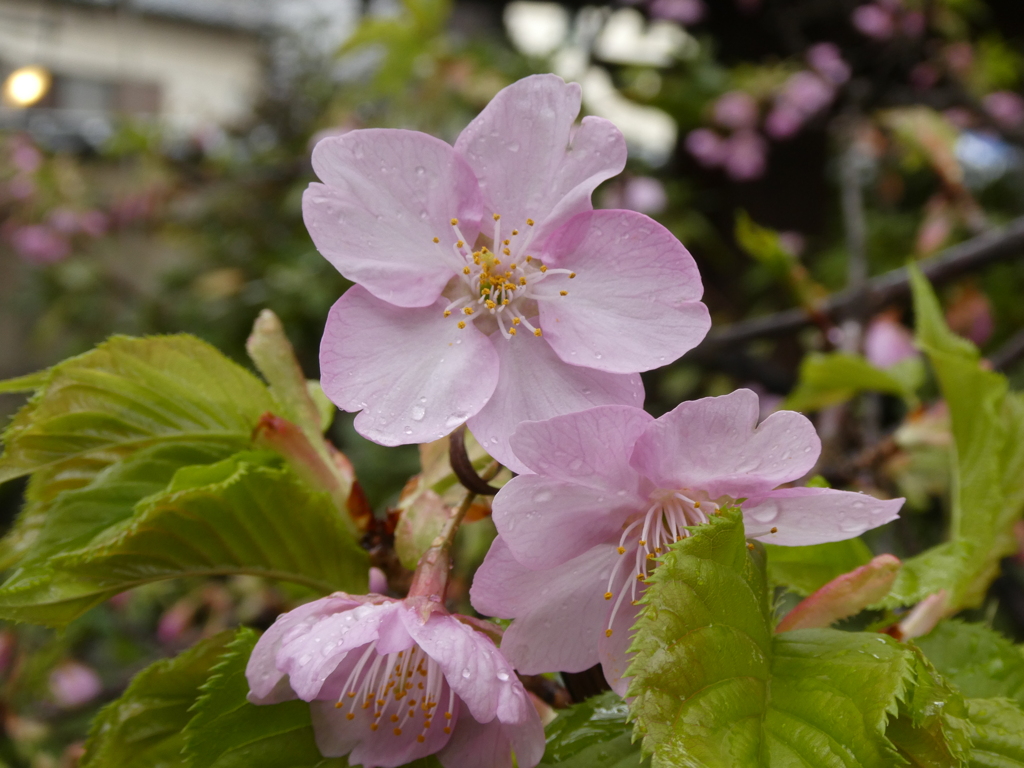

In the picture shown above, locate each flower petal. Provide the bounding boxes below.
[304,129,482,308]
[598,597,641,697]
[320,286,499,446]
[492,475,642,569]
[246,595,358,703]
[629,389,820,498]
[407,611,533,726]
[466,333,643,474]
[539,210,711,373]
[277,601,408,701]
[454,74,626,249]
[438,710,544,768]
[743,487,903,545]
[470,538,615,675]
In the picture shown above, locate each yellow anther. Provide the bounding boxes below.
[638,539,646,546]
[519,277,527,285]
[371,723,379,732]
[604,591,613,600]
[502,299,510,305]
[394,727,402,736]
[525,255,532,262]
[637,573,646,581]
[456,240,464,248]
[457,321,466,329]
[569,272,576,278]
[493,213,501,220]
[605,629,613,637]
[443,310,451,317]
[462,266,471,275]
[693,501,701,508]
[451,218,458,226]
[509,263,516,269]
[539,265,547,272]
[335,702,343,708]
[391,714,400,723]
[647,553,656,560]
[346,712,355,720]
[504,239,510,245]
[463,307,474,315]
[509,328,517,335]
[417,735,426,743]
[432,237,439,243]
[770,527,778,533]
[746,543,755,550]
[493,259,501,266]
[526,218,535,226]
[503,248,511,256]
[617,546,625,554]
[348,692,356,698]
[444,726,452,734]
[512,229,519,235]
[559,290,567,296]
[485,300,496,309]
[511,317,521,325]
[445,712,453,720]
[533,328,542,337]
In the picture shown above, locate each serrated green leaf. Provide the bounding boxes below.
[784,352,919,413]
[0,370,47,394]
[183,627,347,768]
[0,454,368,626]
[915,621,1024,707]
[538,691,646,767]
[765,538,874,596]
[628,509,913,768]
[966,698,1024,767]
[81,631,234,768]
[884,268,1019,610]
[0,335,276,486]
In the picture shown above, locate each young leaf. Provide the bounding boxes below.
[183,627,347,768]
[0,454,368,626]
[80,631,234,768]
[765,539,874,596]
[784,352,919,413]
[539,691,647,767]
[0,335,276,486]
[884,267,1020,611]
[628,509,913,768]
[915,621,1024,707]
[965,697,1024,767]
[0,370,47,394]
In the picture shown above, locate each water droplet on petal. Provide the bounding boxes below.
[415,166,425,175]
[497,670,510,681]
[533,491,553,503]
[462,668,472,678]
[412,406,426,422]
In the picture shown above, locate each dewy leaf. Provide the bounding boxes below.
[0,454,368,626]
[765,538,875,597]
[81,631,234,768]
[628,509,913,768]
[884,267,1017,610]
[784,352,919,413]
[965,697,1024,767]
[183,627,347,768]
[539,691,647,768]
[0,335,277,485]
[915,621,1024,707]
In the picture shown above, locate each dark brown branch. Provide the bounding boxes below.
[448,425,502,495]
[990,327,1024,372]
[692,216,1024,354]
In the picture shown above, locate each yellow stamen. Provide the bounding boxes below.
[617,546,625,554]
[493,213,501,220]
[457,321,466,329]
[450,218,458,225]
[533,328,542,337]
[456,240,464,248]
[512,317,521,325]
[462,266,470,275]
[394,727,402,736]
[605,629,613,637]
[432,237,439,243]
[604,591,613,600]
[346,712,355,720]
[526,218,534,226]
[569,272,576,278]
[770,527,778,533]
[509,328,517,335]
[463,307,474,315]
[559,290,567,296]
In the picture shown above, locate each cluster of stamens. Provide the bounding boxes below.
[434,214,575,339]
[602,492,722,637]
[335,643,454,743]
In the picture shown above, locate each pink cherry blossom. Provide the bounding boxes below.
[470,391,903,694]
[723,129,767,181]
[308,75,710,472]
[864,312,918,368]
[713,91,759,131]
[49,661,102,709]
[685,128,727,167]
[649,0,706,25]
[984,91,1024,130]
[852,4,894,40]
[246,594,543,768]
[807,43,851,85]
[8,225,70,264]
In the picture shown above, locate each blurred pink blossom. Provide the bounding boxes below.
[864,313,917,368]
[901,11,925,37]
[7,177,35,199]
[852,4,894,40]
[650,0,705,24]
[910,63,940,90]
[944,42,974,77]
[49,662,102,709]
[10,139,42,174]
[158,600,197,645]
[943,107,975,130]
[723,130,767,181]
[983,91,1024,130]
[946,286,994,346]
[807,43,851,85]
[765,105,805,139]
[713,91,759,130]
[49,208,80,234]
[685,128,728,167]
[779,71,835,116]
[9,225,71,264]
[0,631,15,678]
[78,210,110,237]
[623,176,668,213]
[369,566,389,594]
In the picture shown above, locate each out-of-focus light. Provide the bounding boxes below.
[504,2,569,58]
[3,66,51,107]
[594,8,696,68]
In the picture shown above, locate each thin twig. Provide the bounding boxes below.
[990,327,1024,371]
[449,425,503,495]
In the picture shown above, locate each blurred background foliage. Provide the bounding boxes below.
[3,0,1024,764]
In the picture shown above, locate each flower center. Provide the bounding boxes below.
[603,490,722,637]
[335,643,454,742]
[433,214,574,340]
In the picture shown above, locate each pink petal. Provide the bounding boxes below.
[598,596,641,697]
[321,286,500,446]
[467,334,643,474]
[743,487,903,545]
[454,74,626,251]
[539,210,711,373]
[630,389,820,499]
[304,129,483,308]
[491,475,642,569]
[407,611,533,726]
[509,404,653,488]
[470,538,615,675]
[277,601,409,701]
[246,595,358,702]
[438,711,544,768]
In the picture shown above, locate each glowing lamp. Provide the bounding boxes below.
[3,66,51,107]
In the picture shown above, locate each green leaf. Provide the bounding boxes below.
[628,509,913,768]
[965,698,1024,767]
[765,538,874,596]
[784,352,920,413]
[915,621,1024,707]
[0,370,47,394]
[0,454,368,626]
[81,631,234,768]
[884,267,1018,610]
[307,381,336,434]
[183,627,347,768]
[0,335,276,486]
[539,691,647,767]
[776,555,900,632]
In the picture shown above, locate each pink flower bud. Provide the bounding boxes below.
[622,177,668,214]
[765,105,805,139]
[779,71,835,116]
[723,130,767,181]
[49,662,102,709]
[852,4,894,40]
[9,225,70,264]
[685,128,727,167]
[807,43,851,85]
[713,91,760,131]
[864,313,917,368]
